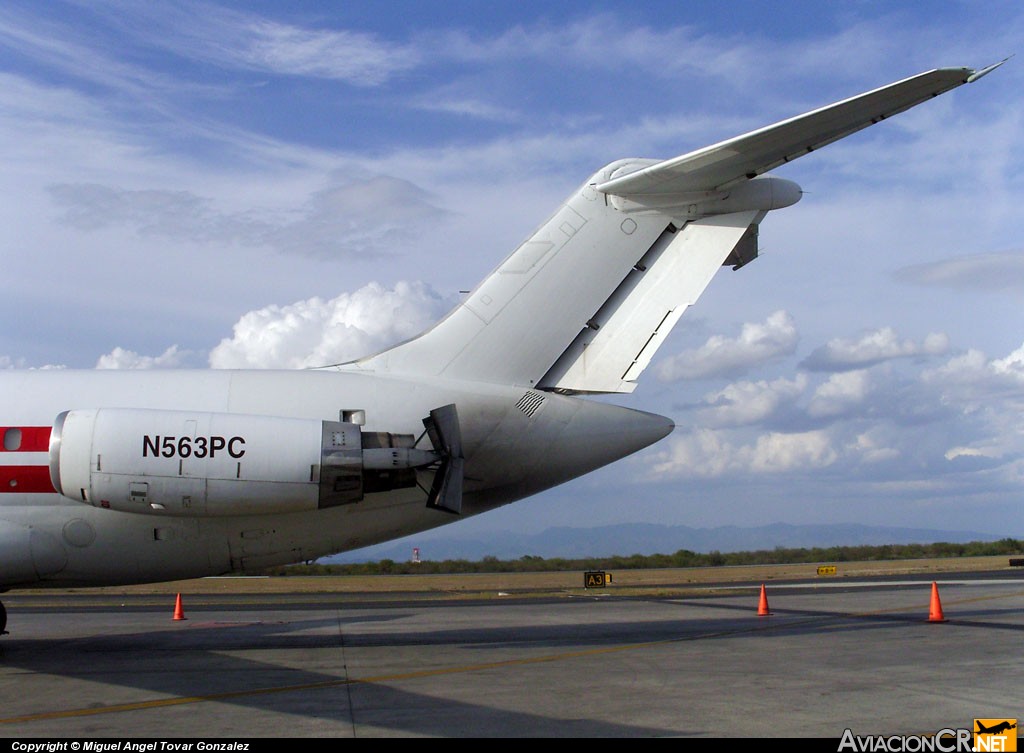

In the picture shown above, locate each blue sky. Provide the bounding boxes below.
[1,1,1022,541]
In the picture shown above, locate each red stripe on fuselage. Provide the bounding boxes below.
[1,426,51,452]
[0,465,56,493]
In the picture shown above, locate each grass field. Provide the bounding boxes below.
[15,555,1018,600]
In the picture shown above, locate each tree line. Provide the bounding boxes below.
[262,538,1024,576]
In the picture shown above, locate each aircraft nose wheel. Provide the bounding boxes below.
[0,601,7,635]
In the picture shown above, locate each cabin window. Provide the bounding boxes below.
[3,428,21,451]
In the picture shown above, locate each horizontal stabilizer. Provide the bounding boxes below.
[540,211,761,393]
[596,67,982,198]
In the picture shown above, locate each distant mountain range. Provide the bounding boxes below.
[324,522,1001,563]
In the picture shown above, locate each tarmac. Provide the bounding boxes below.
[0,570,1021,738]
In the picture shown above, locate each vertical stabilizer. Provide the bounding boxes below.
[539,210,763,393]
[353,172,677,388]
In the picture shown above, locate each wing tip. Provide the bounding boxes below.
[966,56,1012,84]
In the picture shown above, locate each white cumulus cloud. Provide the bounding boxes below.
[1,355,65,370]
[209,281,454,369]
[802,327,948,372]
[807,370,872,418]
[650,428,736,478]
[95,345,190,369]
[651,427,837,478]
[657,310,798,381]
[847,431,900,464]
[992,343,1024,378]
[749,430,837,473]
[918,344,1024,472]
[944,445,1004,461]
[697,374,808,427]
[923,344,1024,391]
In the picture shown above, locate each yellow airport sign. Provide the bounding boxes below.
[585,571,607,588]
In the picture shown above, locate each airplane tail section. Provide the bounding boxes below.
[350,171,786,392]
[349,65,996,393]
[540,210,763,393]
[353,180,762,391]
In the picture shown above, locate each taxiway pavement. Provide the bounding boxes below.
[0,573,1021,737]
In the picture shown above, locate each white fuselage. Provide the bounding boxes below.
[0,368,671,588]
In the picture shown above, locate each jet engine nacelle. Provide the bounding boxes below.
[48,408,438,517]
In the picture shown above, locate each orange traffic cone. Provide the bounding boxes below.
[927,582,947,623]
[172,593,187,621]
[757,583,771,616]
